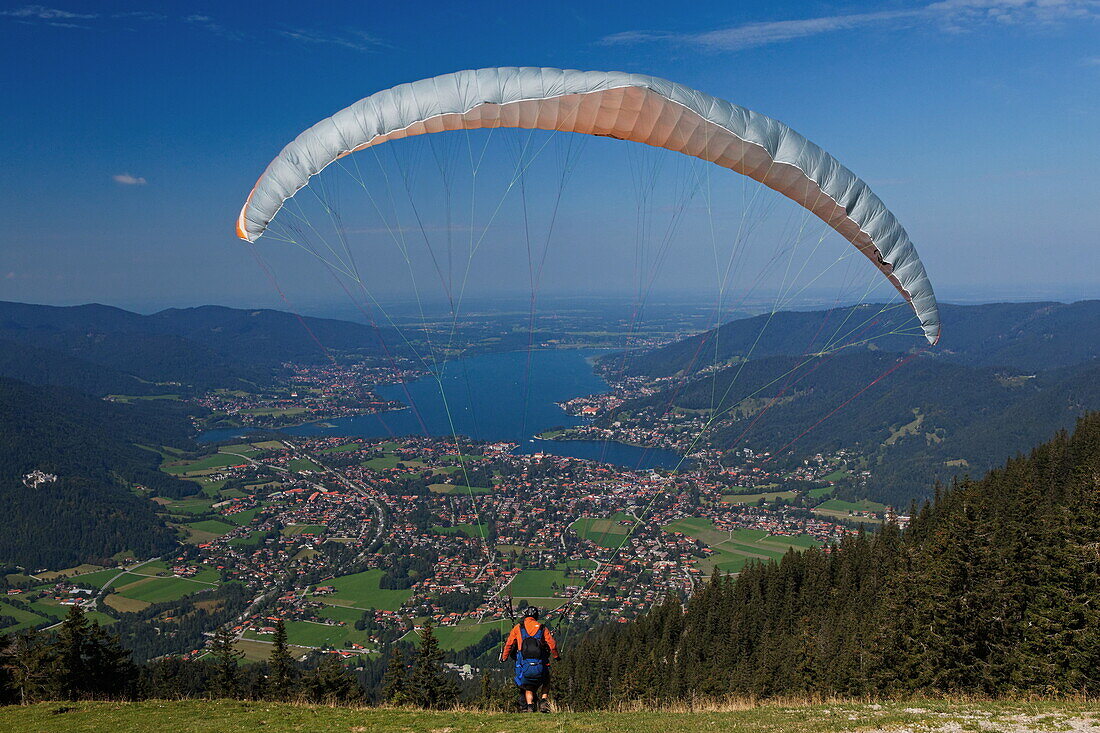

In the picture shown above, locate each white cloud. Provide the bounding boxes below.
[604,0,1100,51]
[0,5,96,20]
[277,27,386,52]
[112,173,147,186]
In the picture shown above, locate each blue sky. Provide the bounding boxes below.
[1,0,1097,311]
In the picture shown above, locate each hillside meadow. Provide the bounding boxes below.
[0,698,1097,732]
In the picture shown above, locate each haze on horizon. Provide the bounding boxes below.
[1,0,1097,314]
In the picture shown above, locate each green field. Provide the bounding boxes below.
[3,699,1096,733]
[281,524,327,536]
[508,569,574,599]
[225,508,261,526]
[815,498,888,513]
[287,457,323,472]
[162,453,246,475]
[720,491,797,504]
[320,442,362,454]
[185,519,237,536]
[431,523,486,538]
[228,530,267,549]
[362,455,401,470]
[318,569,411,611]
[428,483,492,495]
[0,599,49,633]
[405,621,501,651]
[246,619,365,649]
[807,486,834,499]
[64,568,124,589]
[572,512,636,548]
[112,574,217,604]
[154,496,216,515]
[663,518,819,573]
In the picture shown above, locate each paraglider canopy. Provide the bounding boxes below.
[236,67,939,344]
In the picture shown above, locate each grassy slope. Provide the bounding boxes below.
[1,700,1097,733]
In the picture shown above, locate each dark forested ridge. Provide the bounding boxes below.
[599,301,1100,506]
[611,300,1100,378]
[0,301,401,393]
[0,377,200,568]
[557,412,1100,706]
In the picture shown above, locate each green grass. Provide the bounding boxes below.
[287,457,323,472]
[572,513,636,548]
[3,699,1097,733]
[807,486,834,499]
[185,519,237,536]
[362,455,400,470]
[318,569,412,612]
[162,453,245,475]
[281,524,327,536]
[113,575,216,604]
[720,491,797,504]
[406,621,501,651]
[663,518,818,573]
[225,508,261,526]
[247,620,358,648]
[155,496,216,515]
[66,568,125,589]
[432,523,486,538]
[815,498,888,513]
[0,599,49,633]
[320,443,362,454]
[229,531,266,549]
[508,569,572,598]
[428,483,492,495]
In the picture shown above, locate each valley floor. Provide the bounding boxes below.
[1,699,1097,733]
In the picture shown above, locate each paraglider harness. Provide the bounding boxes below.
[505,597,554,690]
[514,623,549,688]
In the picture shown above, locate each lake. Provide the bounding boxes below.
[200,349,683,471]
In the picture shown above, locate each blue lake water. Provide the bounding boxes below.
[200,349,684,471]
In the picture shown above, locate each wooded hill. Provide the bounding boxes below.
[556,412,1100,707]
[0,301,401,394]
[598,301,1100,505]
[0,377,200,569]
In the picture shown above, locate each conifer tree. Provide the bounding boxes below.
[267,619,296,700]
[0,628,54,704]
[408,620,457,709]
[301,654,361,704]
[208,626,243,699]
[381,646,408,704]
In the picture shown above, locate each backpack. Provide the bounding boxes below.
[514,624,547,685]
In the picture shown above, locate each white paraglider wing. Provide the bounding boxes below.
[236,67,940,344]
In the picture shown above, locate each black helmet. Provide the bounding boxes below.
[522,606,540,621]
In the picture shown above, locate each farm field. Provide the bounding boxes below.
[287,457,322,472]
[663,518,820,572]
[281,524,327,536]
[185,519,236,536]
[428,483,492,495]
[0,599,49,633]
[162,452,246,476]
[507,569,575,599]
[110,572,217,604]
[720,491,797,504]
[154,496,216,515]
[405,620,501,651]
[572,512,636,548]
[431,523,486,538]
[316,569,412,612]
[245,619,367,649]
[815,498,888,513]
